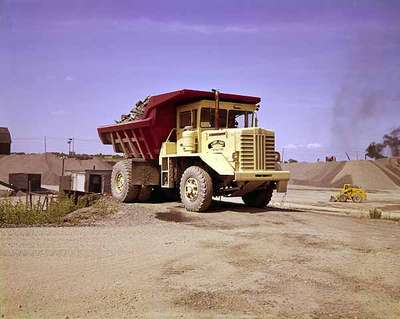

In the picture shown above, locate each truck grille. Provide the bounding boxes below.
[240,133,275,171]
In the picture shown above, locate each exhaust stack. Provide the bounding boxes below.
[212,89,220,129]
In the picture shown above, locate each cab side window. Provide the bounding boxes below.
[179,111,192,128]
[192,110,197,128]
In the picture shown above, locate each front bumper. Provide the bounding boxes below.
[235,170,290,181]
[234,170,290,193]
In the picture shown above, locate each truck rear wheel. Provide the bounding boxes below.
[242,186,273,208]
[111,160,140,202]
[180,166,213,212]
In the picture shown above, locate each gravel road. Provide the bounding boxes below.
[1,189,400,318]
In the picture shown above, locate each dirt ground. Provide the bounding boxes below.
[1,186,400,319]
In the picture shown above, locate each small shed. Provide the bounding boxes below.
[60,170,112,194]
[9,173,41,191]
[0,127,11,155]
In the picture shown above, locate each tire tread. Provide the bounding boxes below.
[180,166,213,212]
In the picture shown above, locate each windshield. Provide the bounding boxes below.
[227,110,254,128]
[200,108,254,128]
[200,108,227,128]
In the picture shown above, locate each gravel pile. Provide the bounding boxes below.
[283,158,400,190]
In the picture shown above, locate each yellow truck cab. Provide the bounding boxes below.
[158,91,289,211]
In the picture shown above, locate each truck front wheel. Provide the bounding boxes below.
[180,166,213,212]
[242,186,273,208]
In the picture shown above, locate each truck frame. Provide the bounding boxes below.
[98,89,289,211]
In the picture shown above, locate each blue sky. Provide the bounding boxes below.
[1,0,399,161]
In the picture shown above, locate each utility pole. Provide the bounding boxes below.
[44,136,47,160]
[281,148,285,163]
[67,138,72,155]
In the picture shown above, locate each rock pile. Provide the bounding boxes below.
[116,96,151,123]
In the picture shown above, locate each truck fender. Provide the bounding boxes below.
[199,153,234,176]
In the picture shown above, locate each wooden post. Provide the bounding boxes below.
[61,157,65,176]
[42,196,49,211]
[28,181,32,210]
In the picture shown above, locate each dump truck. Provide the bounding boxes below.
[98,89,290,212]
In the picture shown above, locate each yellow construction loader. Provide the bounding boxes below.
[330,184,367,203]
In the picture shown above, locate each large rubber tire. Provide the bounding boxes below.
[180,166,213,212]
[242,186,273,208]
[339,194,348,202]
[111,160,139,202]
[352,193,362,203]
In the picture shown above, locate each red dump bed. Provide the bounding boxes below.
[97,89,260,159]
